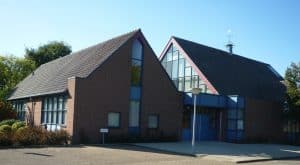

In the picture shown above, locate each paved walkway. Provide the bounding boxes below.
[134,142,300,163]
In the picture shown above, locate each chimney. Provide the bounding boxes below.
[226,42,234,55]
[226,29,234,55]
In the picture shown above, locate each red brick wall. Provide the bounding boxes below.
[244,97,284,142]
[72,33,182,143]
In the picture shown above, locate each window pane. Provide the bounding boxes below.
[178,77,184,91]
[192,76,199,88]
[58,112,62,124]
[58,97,63,110]
[192,68,198,76]
[108,112,120,127]
[237,109,243,119]
[132,39,143,60]
[48,98,52,111]
[172,51,178,61]
[148,115,158,128]
[131,60,142,86]
[62,111,66,124]
[237,120,244,130]
[53,111,57,124]
[227,109,236,119]
[184,76,191,91]
[179,52,184,59]
[228,120,236,130]
[178,59,185,77]
[166,61,172,77]
[47,111,52,123]
[53,97,57,110]
[130,86,141,100]
[166,52,172,62]
[44,98,48,110]
[172,60,178,79]
[185,67,192,77]
[129,101,140,127]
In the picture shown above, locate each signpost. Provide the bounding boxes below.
[100,128,109,144]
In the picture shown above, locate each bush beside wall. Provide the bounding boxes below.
[0,119,71,147]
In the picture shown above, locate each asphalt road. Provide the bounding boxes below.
[0,145,299,165]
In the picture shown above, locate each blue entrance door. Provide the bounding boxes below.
[194,114,217,141]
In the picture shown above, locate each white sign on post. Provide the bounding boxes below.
[100,128,109,144]
[100,128,109,133]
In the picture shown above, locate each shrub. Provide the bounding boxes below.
[0,125,12,134]
[14,126,47,145]
[47,130,70,145]
[0,119,18,126]
[0,101,17,121]
[0,132,12,146]
[11,121,25,132]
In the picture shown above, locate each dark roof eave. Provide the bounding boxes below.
[7,89,68,101]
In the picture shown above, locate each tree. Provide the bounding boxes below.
[0,56,36,100]
[284,62,300,119]
[0,100,17,121]
[25,41,72,67]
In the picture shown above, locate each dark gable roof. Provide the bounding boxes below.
[173,36,286,101]
[8,29,140,100]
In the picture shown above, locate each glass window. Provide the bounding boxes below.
[172,51,178,61]
[178,59,185,77]
[227,109,236,119]
[179,52,184,59]
[53,97,57,110]
[129,101,140,127]
[132,39,143,60]
[178,77,184,91]
[166,61,172,77]
[172,60,178,79]
[237,120,244,130]
[228,120,236,130]
[192,76,199,88]
[130,86,141,100]
[108,112,120,127]
[148,115,159,129]
[131,60,142,86]
[185,67,192,77]
[166,52,172,62]
[184,76,191,91]
[192,68,198,76]
[58,97,63,110]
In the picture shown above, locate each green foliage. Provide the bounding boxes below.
[0,101,17,121]
[0,125,12,134]
[0,55,36,100]
[0,119,18,126]
[284,62,300,119]
[11,121,25,132]
[25,41,72,67]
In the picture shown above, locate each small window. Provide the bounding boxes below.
[108,112,120,128]
[148,115,159,129]
[237,120,244,130]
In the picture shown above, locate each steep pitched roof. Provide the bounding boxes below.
[8,29,140,100]
[172,36,286,101]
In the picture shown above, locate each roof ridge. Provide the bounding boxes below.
[172,36,269,66]
[40,29,140,68]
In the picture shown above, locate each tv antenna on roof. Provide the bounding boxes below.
[226,29,234,55]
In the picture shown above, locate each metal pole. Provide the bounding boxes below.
[192,94,197,153]
[102,133,104,144]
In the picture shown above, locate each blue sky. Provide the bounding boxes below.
[0,0,299,76]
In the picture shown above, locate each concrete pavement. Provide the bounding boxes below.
[134,142,300,163]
